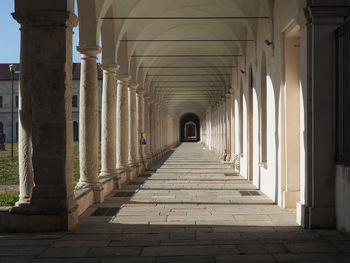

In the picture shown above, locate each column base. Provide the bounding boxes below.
[75,182,104,204]
[99,170,117,179]
[127,164,138,181]
[15,198,31,207]
[116,169,128,185]
[1,205,79,232]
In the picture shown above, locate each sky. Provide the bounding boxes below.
[0,0,88,63]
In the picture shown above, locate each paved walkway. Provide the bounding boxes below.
[1,143,350,262]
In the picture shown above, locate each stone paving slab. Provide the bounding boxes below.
[1,143,350,262]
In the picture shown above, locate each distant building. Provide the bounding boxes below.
[0,63,103,142]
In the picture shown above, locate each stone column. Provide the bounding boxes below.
[218,101,223,157]
[16,66,33,206]
[116,75,131,170]
[229,88,235,162]
[11,10,79,229]
[128,82,139,165]
[76,46,102,193]
[226,93,232,161]
[222,97,227,159]
[144,95,151,160]
[137,89,145,162]
[155,104,160,155]
[150,100,156,157]
[99,64,119,179]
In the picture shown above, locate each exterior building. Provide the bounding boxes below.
[0,63,103,143]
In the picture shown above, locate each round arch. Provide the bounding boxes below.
[180,113,200,142]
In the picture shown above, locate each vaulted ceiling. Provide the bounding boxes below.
[78,0,274,118]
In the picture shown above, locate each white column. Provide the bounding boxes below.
[116,74,131,170]
[76,46,102,191]
[16,69,33,206]
[226,93,232,161]
[128,82,139,165]
[99,64,119,179]
[229,88,235,162]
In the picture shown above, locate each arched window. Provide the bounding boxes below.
[261,52,267,163]
[73,121,79,141]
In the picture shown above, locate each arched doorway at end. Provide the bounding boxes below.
[180,113,200,142]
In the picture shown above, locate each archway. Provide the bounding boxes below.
[180,113,200,142]
[184,121,197,140]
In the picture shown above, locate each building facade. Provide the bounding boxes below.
[0,63,102,143]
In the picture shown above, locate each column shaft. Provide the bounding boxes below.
[116,75,131,169]
[76,46,101,190]
[99,64,119,178]
[144,96,151,160]
[226,94,232,161]
[137,90,145,161]
[128,83,138,165]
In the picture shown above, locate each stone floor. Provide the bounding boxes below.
[1,143,350,262]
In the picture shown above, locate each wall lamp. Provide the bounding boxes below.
[240,69,246,74]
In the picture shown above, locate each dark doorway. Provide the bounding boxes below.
[180,113,200,142]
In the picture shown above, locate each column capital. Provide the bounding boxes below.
[76,45,102,57]
[225,93,231,99]
[99,64,119,73]
[12,11,78,28]
[137,89,145,95]
[116,74,131,82]
[229,88,235,95]
[129,82,139,90]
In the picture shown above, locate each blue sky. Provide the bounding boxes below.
[0,0,85,63]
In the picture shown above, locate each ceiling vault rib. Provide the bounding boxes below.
[152,81,225,83]
[132,55,242,57]
[120,39,253,42]
[154,86,224,88]
[140,66,234,69]
[102,16,269,20]
[148,74,230,76]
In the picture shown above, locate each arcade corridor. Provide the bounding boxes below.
[1,144,349,262]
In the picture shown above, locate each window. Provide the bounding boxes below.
[72,95,78,108]
[15,96,18,108]
[0,96,2,108]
